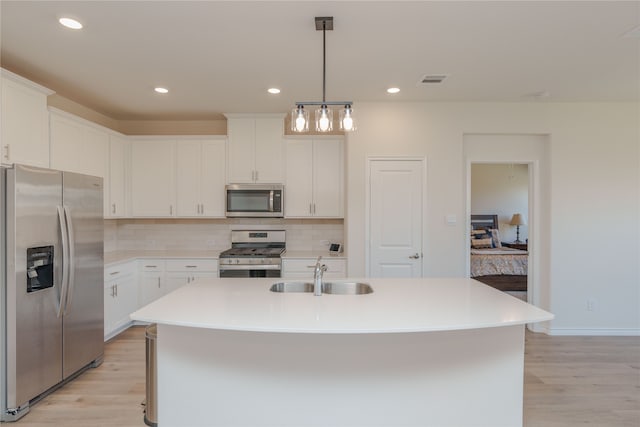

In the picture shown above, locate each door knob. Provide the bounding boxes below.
[409,253,420,259]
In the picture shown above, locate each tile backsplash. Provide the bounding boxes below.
[104,218,344,253]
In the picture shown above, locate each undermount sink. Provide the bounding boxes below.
[270,282,314,293]
[269,281,373,295]
[322,282,374,295]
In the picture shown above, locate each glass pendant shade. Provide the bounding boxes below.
[315,105,333,132]
[291,105,309,132]
[339,105,356,131]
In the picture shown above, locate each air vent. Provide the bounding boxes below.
[420,75,447,84]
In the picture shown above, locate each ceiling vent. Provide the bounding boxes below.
[420,74,447,84]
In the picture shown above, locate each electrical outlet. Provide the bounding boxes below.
[587,298,597,311]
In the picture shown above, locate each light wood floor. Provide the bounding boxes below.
[13,326,640,426]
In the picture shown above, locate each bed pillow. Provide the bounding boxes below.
[470,230,494,248]
[489,228,502,248]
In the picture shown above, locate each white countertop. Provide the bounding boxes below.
[104,250,221,266]
[130,277,553,334]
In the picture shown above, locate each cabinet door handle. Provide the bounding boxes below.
[309,203,313,214]
[145,265,157,268]
[109,271,119,276]
[157,277,161,288]
[115,284,118,297]
[169,205,173,215]
[3,144,9,160]
[185,265,197,268]
[112,203,116,214]
[409,253,421,259]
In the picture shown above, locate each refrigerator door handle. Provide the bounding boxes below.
[63,206,76,315]
[57,206,69,318]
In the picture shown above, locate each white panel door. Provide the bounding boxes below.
[313,138,343,217]
[108,135,128,217]
[50,114,108,177]
[201,140,226,217]
[227,118,255,183]
[369,160,423,277]
[130,141,176,217]
[285,139,313,217]
[1,76,50,168]
[176,141,201,216]
[254,118,283,183]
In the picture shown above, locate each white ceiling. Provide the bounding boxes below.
[1,1,638,120]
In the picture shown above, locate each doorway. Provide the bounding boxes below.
[366,158,425,277]
[470,163,529,300]
[463,133,549,324]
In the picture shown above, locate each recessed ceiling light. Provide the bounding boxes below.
[268,88,281,94]
[154,87,169,94]
[59,17,83,30]
[387,87,400,94]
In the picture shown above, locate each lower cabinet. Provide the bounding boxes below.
[138,260,166,307]
[165,259,219,293]
[281,258,347,280]
[104,261,137,340]
[137,258,219,309]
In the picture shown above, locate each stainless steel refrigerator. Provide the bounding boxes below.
[1,164,104,421]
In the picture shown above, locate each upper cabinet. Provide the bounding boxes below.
[50,110,109,178]
[130,138,227,218]
[1,69,53,168]
[285,137,344,218]
[226,114,285,184]
[107,134,130,218]
[130,140,176,217]
[175,138,226,217]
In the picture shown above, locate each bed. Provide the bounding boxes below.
[470,214,528,292]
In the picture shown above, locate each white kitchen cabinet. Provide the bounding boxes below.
[138,260,166,307]
[285,138,343,218]
[106,134,129,218]
[175,139,226,217]
[282,257,347,280]
[130,140,176,217]
[49,110,109,178]
[104,262,137,340]
[1,69,53,168]
[226,114,284,183]
[165,259,219,292]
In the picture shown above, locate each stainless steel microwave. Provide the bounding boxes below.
[225,184,284,217]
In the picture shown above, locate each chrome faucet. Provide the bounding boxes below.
[312,256,328,296]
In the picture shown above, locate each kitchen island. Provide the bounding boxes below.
[131,277,552,427]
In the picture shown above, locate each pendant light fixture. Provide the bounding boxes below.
[291,17,356,133]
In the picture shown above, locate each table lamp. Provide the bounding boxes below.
[510,213,526,244]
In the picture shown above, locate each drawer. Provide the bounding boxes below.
[165,259,218,272]
[104,261,135,281]
[139,260,165,272]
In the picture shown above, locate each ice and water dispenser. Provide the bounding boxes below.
[26,246,54,293]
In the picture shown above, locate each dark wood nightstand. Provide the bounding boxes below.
[502,242,528,250]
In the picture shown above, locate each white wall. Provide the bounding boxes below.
[471,164,529,243]
[346,102,639,335]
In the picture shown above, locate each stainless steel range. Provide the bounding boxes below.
[218,230,285,278]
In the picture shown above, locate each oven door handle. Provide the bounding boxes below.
[219,264,281,271]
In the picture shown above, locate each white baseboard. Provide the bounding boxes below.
[546,328,640,336]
